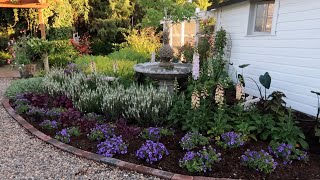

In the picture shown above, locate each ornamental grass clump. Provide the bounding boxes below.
[241,149,277,173]
[217,131,245,148]
[140,127,174,142]
[88,124,114,141]
[39,120,59,130]
[55,128,71,143]
[179,146,221,173]
[180,132,209,150]
[136,140,169,164]
[97,135,128,157]
[268,143,308,165]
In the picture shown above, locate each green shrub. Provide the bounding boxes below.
[48,40,79,67]
[108,47,149,63]
[91,38,113,55]
[0,51,11,66]
[75,55,137,83]
[4,77,44,99]
[121,27,161,56]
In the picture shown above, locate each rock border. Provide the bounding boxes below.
[2,98,234,180]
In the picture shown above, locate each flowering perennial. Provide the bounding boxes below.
[191,90,200,109]
[217,131,245,148]
[39,120,59,130]
[268,143,308,165]
[192,52,200,80]
[241,149,277,173]
[180,132,209,150]
[97,136,128,157]
[55,128,71,143]
[136,140,169,164]
[140,127,174,142]
[215,84,224,109]
[88,124,114,141]
[236,83,245,101]
[180,146,221,173]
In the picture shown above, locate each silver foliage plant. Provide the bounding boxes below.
[43,69,172,125]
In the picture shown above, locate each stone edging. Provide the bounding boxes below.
[2,98,234,180]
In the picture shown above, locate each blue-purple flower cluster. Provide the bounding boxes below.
[141,127,161,141]
[136,140,169,164]
[217,131,245,148]
[97,135,128,157]
[180,132,209,150]
[55,128,71,143]
[39,120,59,130]
[26,106,47,117]
[241,149,277,173]
[179,146,221,173]
[88,124,114,141]
[268,143,308,165]
[83,113,106,124]
[45,108,65,119]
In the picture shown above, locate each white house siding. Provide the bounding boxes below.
[215,0,320,116]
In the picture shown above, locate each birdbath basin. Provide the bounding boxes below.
[134,62,192,92]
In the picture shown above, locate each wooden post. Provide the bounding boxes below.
[38,8,49,72]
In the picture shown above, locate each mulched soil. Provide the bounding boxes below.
[11,97,320,180]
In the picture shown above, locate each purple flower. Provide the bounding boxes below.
[97,136,128,157]
[241,149,277,173]
[180,132,209,150]
[88,124,114,141]
[218,131,245,148]
[39,120,59,130]
[180,146,221,173]
[55,128,71,143]
[268,143,308,164]
[141,127,161,142]
[136,140,169,164]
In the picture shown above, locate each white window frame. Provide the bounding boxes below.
[247,0,280,36]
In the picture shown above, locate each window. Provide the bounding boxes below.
[248,0,277,35]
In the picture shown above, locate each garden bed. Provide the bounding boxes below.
[9,96,320,180]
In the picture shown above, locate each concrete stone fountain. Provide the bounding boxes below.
[134,27,192,92]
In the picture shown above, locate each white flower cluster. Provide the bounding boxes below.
[43,69,172,125]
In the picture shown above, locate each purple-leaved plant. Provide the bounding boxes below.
[180,132,209,150]
[217,131,245,148]
[39,120,59,130]
[55,128,71,143]
[136,140,169,164]
[241,149,277,173]
[179,146,221,173]
[97,136,128,157]
[268,143,308,165]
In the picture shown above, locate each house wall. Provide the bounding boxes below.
[215,0,320,116]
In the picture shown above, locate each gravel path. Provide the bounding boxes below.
[0,78,159,180]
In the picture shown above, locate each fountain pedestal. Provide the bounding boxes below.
[134,62,192,92]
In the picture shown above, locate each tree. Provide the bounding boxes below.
[137,0,196,27]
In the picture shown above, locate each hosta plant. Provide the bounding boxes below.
[216,131,245,148]
[179,146,221,173]
[241,149,277,174]
[268,143,308,165]
[180,132,209,151]
[97,136,128,157]
[136,140,169,164]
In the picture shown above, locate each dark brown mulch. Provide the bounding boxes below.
[20,113,320,180]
